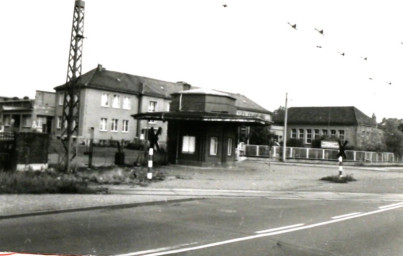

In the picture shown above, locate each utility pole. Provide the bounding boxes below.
[282,93,288,162]
[60,0,85,172]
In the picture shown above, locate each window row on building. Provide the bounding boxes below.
[182,135,233,156]
[57,93,133,110]
[290,128,345,143]
[99,118,129,132]
[101,94,132,109]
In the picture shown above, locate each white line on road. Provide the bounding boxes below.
[130,203,403,256]
[379,202,403,209]
[114,242,199,256]
[255,223,305,234]
[331,212,362,219]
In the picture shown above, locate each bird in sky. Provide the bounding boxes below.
[315,28,324,35]
[387,82,392,85]
[338,52,345,56]
[287,22,297,30]
[361,57,368,61]
[369,77,373,80]
[223,4,227,7]
[316,45,322,48]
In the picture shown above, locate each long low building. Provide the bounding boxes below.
[275,106,384,150]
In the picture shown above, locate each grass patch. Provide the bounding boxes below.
[0,166,166,194]
[0,171,99,194]
[320,174,357,183]
[75,166,166,185]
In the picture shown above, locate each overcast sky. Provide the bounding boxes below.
[1,0,402,120]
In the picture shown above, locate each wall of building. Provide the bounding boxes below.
[286,124,384,150]
[167,121,237,166]
[81,88,139,143]
[286,125,357,146]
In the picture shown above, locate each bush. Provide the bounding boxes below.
[75,166,166,185]
[286,138,304,147]
[0,171,98,194]
[126,139,147,151]
[320,174,357,183]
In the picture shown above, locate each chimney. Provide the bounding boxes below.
[177,81,191,91]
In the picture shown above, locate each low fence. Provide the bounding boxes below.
[244,145,397,163]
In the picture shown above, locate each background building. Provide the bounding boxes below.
[278,106,384,149]
[0,91,55,133]
[54,65,190,147]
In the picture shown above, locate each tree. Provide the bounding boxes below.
[272,106,285,123]
[249,126,277,146]
[382,118,403,158]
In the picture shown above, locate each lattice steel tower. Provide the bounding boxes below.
[60,0,85,172]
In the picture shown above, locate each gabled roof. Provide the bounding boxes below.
[283,106,376,127]
[217,91,271,114]
[54,65,270,115]
[54,65,186,99]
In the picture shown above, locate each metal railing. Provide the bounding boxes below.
[243,145,397,163]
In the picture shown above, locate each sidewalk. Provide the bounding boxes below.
[1,160,402,219]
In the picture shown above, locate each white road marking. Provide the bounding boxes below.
[255,223,305,234]
[114,242,198,256]
[379,202,403,209]
[331,212,362,219]
[134,203,403,256]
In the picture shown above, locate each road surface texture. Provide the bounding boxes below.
[0,160,402,255]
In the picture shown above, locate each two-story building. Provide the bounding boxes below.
[54,64,190,147]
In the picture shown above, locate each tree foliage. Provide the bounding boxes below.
[382,118,403,157]
[249,126,277,146]
[272,106,285,123]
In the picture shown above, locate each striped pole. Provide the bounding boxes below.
[338,156,344,177]
[147,148,153,179]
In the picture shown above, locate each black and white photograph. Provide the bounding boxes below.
[0,0,402,255]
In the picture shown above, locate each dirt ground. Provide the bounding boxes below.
[148,159,403,194]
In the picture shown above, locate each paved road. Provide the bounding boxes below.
[1,160,402,255]
[1,196,401,255]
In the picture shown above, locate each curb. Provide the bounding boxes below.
[0,197,203,220]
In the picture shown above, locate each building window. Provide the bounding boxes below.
[339,130,345,140]
[182,135,196,154]
[306,129,312,143]
[58,93,64,106]
[101,93,109,107]
[100,118,107,131]
[111,119,118,132]
[148,101,157,112]
[112,95,120,108]
[314,129,320,139]
[57,116,62,129]
[227,138,233,156]
[210,137,218,156]
[322,129,328,136]
[331,129,337,137]
[299,129,304,140]
[291,129,297,138]
[122,120,129,132]
[123,96,131,110]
